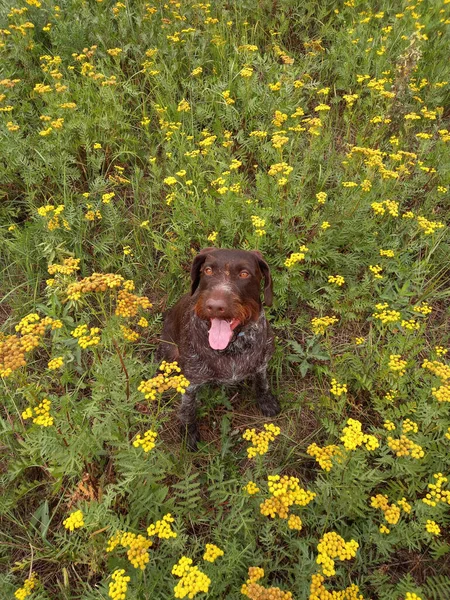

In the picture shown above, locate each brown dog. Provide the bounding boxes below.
[158,247,280,449]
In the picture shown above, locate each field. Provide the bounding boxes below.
[1,0,450,598]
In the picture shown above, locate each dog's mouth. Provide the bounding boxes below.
[208,318,240,350]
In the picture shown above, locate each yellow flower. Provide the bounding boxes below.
[425,519,441,535]
[314,103,331,112]
[177,99,190,112]
[102,192,115,204]
[147,513,176,539]
[327,275,345,287]
[388,354,407,377]
[63,509,84,531]
[311,315,338,335]
[242,423,280,458]
[330,378,347,396]
[203,543,224,562]
[320,221,330,230]
[244,481,260,495]
[239,66,254,78]
[108,569,130,600]
[316,532,359,577]
[307,443,341,471]
[14,573,37,600]
[133,429,157,452]
[172,557,211,598]
[316,192,327,204]
[48,356,64,370]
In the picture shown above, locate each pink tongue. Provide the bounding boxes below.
[209,318,234,350]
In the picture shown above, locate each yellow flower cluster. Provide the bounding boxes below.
[108,569,130,600]
[422,358,450,402]
[425,520,441,535]
[383,421,395,431]
[417,215,445,235]
[379,249,395,257]
[63,509,84,531]
[260,475,315,520]
[422,359,450,380]
[330,379,347,397]
[120,325,139,341]
[311,316,338,335]
[1,314,58,377]
[316,532,359,577]
[109,531,152,570]
[172,556,211,599]
[203,543,224,562]
[306,443,341,471]
[372,303,401,324]
[432,383,450,403]
[370,494,401,525]
[116,290,152,318]
[250,215,266,236]
[413,302,432,315]
[388,354,407,376]
[22,398,54,427]
[147,513,177,539]
[138,361,190,400]
[387,435,424,459]
[241,567,293,599]
[340,419,379,451]
[435,346,448,356]
[14,572,37,600]
[405,594,422,600]
[71,324,101,348]
[328,275,345,287]
[133,429,157,453]
[309,573,364,600]
[401,318,420,331]
[242,423,281,458]
[37,203,70,230]
[48,356,64,370]
[47,257,81,275]
[64,272,124,300]
[402,419,418,434]
[369,264,383,279]
[244,481,260,495]
[284,246,309,267]
[422,473,450,506]
[371,199,399,217]
[268,161,293,186]
[316,192,327,204]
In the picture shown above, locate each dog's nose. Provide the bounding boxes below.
[205,298,227,317]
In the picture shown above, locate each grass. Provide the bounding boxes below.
[1,0,450,599]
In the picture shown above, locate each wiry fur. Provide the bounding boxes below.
[158,248,280,449]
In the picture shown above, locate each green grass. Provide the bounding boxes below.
[1,0,450,598]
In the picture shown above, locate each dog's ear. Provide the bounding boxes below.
[251,250,273,307]
[190,248,216,295]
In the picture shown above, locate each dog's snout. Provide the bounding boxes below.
[205,297,227,317]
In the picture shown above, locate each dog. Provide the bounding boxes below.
[158,247,280,449]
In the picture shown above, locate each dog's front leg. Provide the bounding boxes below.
[179,384,201,450]
[254,367,280,417]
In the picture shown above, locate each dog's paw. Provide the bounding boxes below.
[181,423,201,451]
[258,392,281,417]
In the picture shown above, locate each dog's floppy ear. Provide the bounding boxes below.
[190,247,216,295]
[251,250,273,307]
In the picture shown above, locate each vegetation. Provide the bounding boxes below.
[1,0,450,598]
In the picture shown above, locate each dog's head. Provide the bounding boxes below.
[190,248,273,350]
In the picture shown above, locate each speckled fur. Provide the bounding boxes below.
[158,249,280,449]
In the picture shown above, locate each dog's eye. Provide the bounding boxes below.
[204,266,213,275]
[239,270,250,278]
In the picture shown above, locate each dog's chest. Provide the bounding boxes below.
[181,315,273,384]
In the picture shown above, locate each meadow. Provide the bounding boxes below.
[1,0,450,598]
